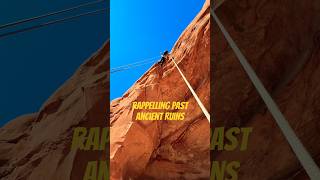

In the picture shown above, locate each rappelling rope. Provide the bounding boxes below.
[211,7,320,179]
[110,56,159,73]
[171,57,210,123]
[0,8,107,39]
[213,0,227,10]
[0,0,106,30]
[111,56,159,70]
[110,60,156,73]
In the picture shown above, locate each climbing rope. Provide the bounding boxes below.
[0,8,107,39]
[172,57,210,123]
[0,0,106,30]
[110,56,159,74]
[211,6,320,179]
[111,56,211,123]
[110,61,156,73]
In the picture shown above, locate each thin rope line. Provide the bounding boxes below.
[172,57,210,122]
[111,60,156,73]
[0,0,106,30]
[211,8,320,179]
[111,56,159,71]
[0,8,107,39]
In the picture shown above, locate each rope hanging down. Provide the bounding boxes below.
[172,58,210,122]
[0,0,106,30]
[111,56,211,123]
[211,8,320,179]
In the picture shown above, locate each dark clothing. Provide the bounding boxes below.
[159,57,166,66]
[158,51,169,66]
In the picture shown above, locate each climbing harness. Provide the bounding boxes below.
[171,57,210,123]
[212,4,320,179]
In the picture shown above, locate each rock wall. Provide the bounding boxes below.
[213,0,320,179]
[110,0,211,179]
[0,42,109,180]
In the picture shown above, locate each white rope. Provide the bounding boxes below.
[0,9,107,39]
[0,0,106,30]
[111,60,156,73]
[211,8,320,179]
[172,58,210,122]
[110,56,159,73]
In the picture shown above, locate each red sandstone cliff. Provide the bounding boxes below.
[110,1,210,179]
[0,42,109,180]
[213,0,320,179]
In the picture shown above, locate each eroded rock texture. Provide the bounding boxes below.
[0,42,109,180]
[110,1,210,179]
[213,0,320,179]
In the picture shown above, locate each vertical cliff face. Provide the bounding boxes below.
[0,42,109,180]
[213,0,320,179]
[110,1,210,179]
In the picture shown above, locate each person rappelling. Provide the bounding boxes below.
[158,50,169,66]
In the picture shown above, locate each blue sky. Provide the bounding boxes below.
[110,0,204,100]
[0,0,108,126]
